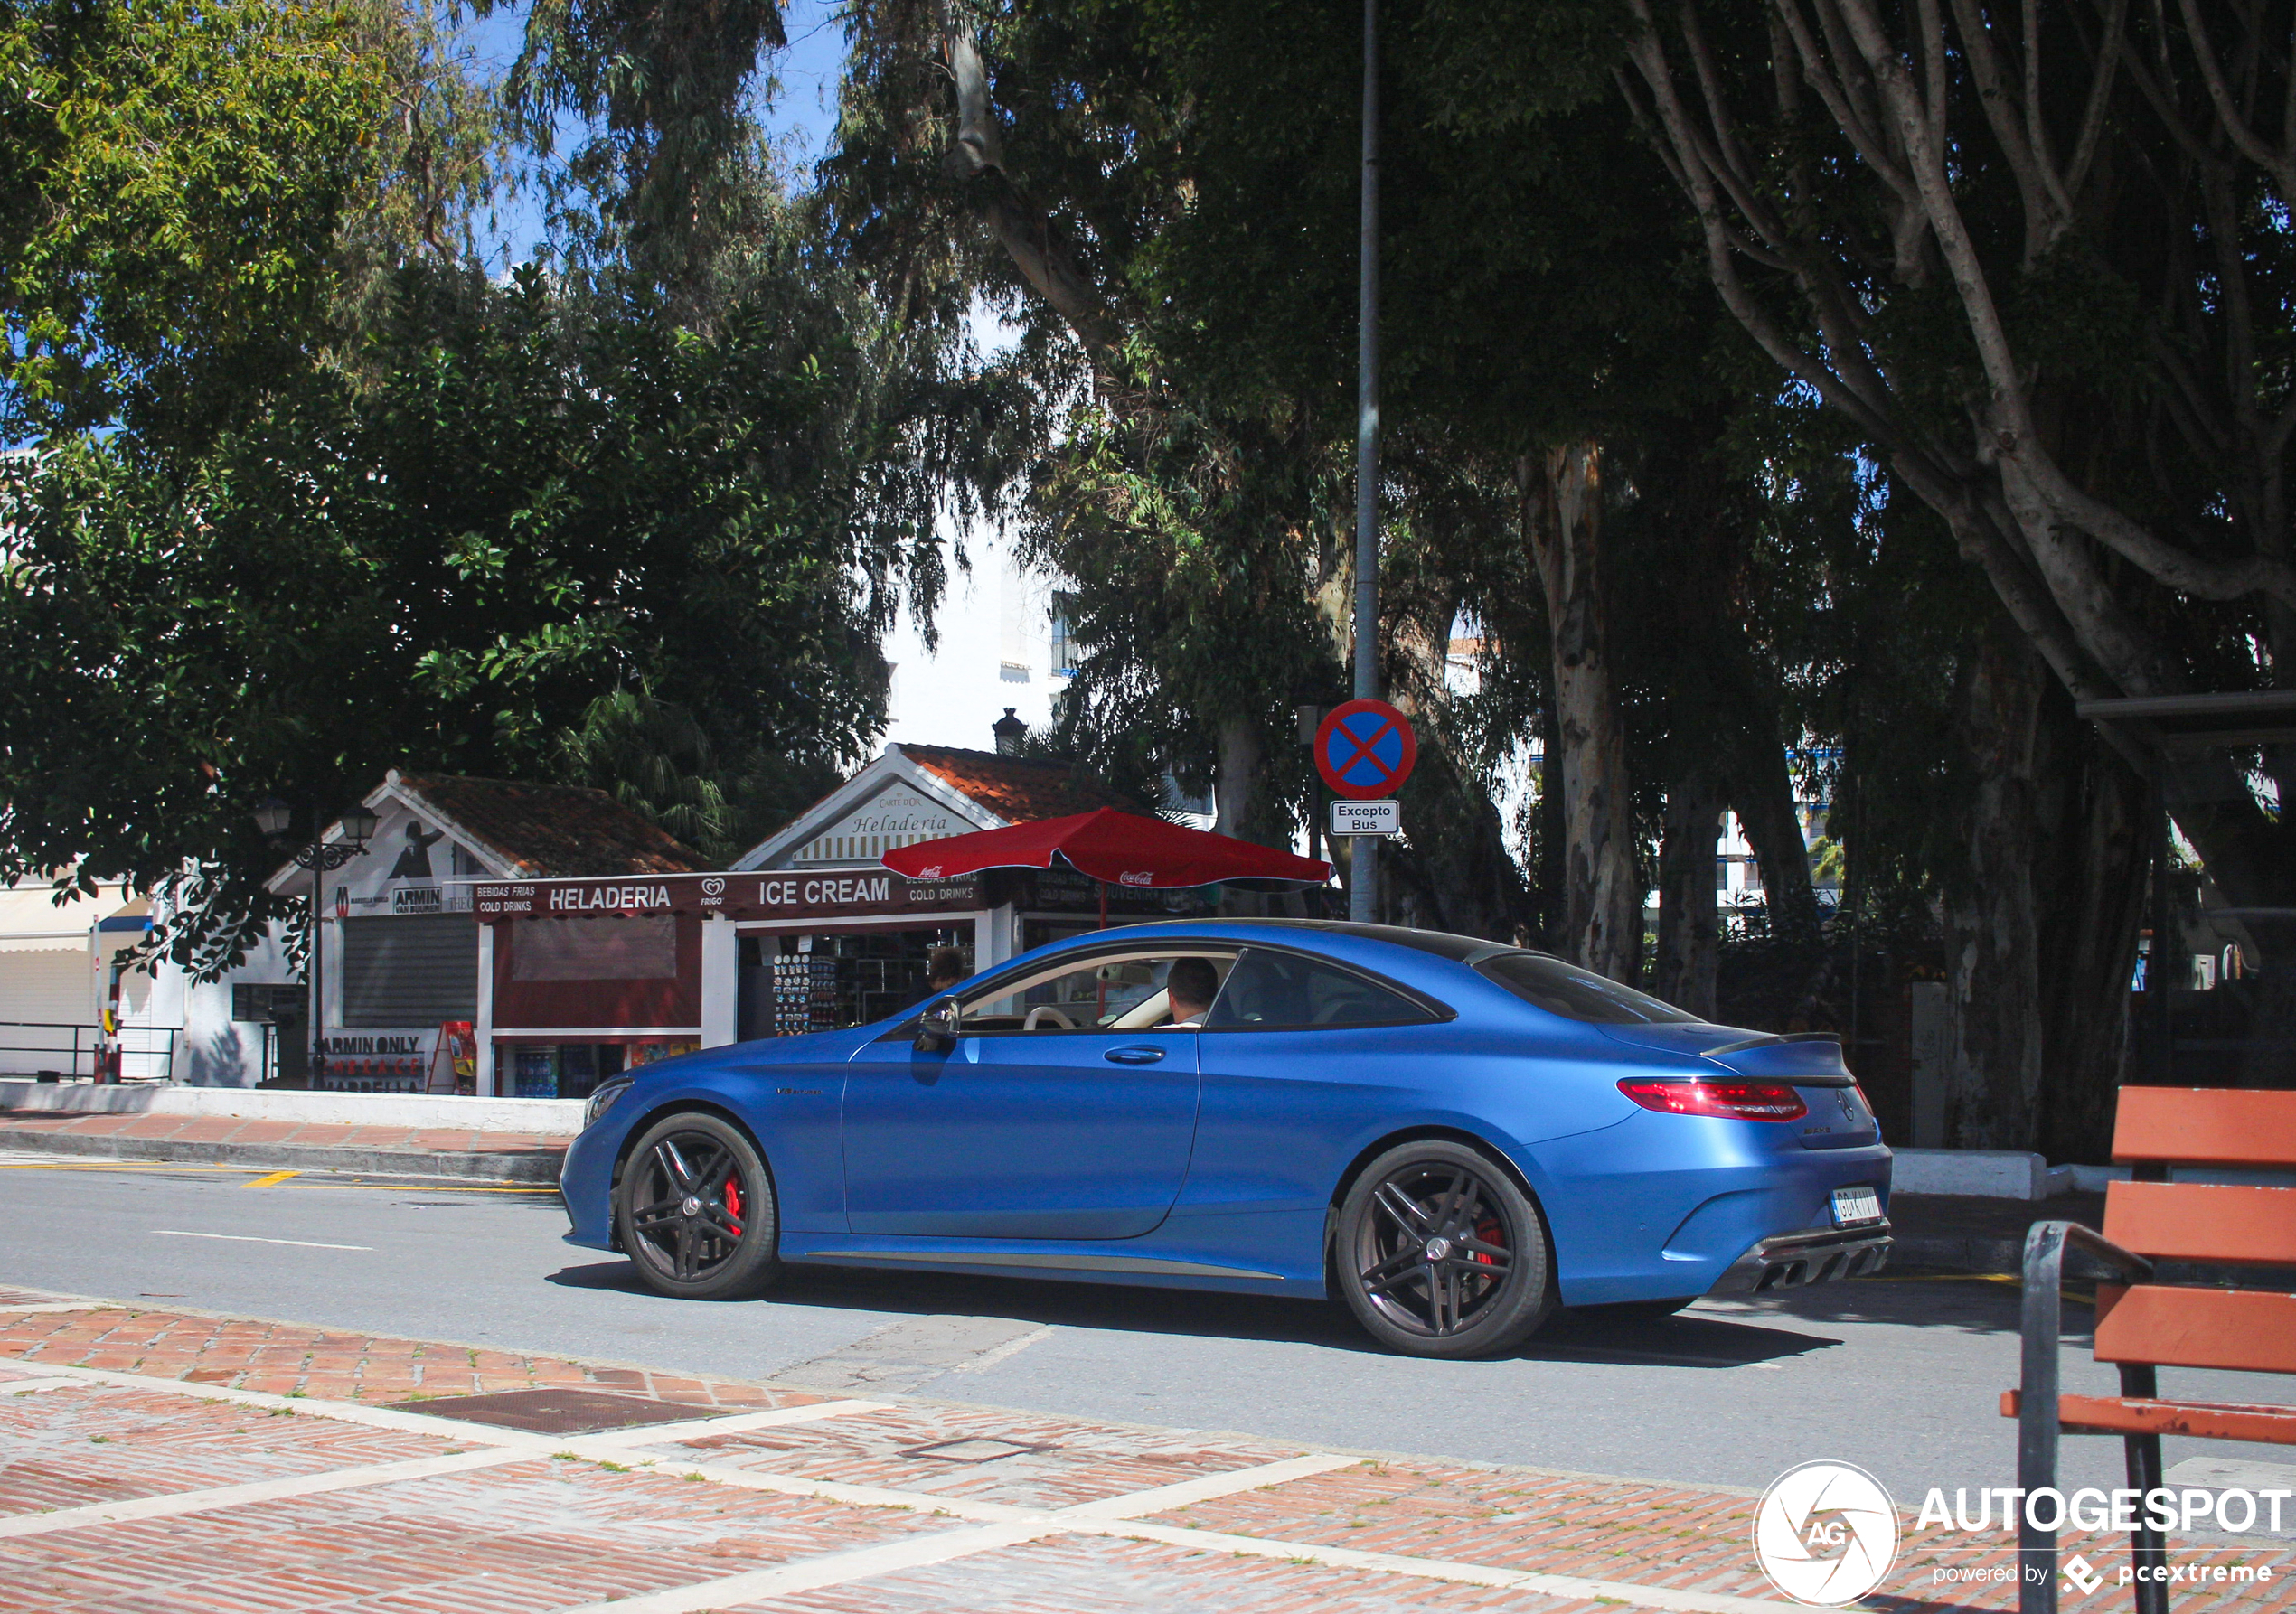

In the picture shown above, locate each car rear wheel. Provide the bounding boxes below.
[616,1112,780,1300]
[1335,1140,1555,1358]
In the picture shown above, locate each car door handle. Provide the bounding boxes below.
[1104,1045,1167,1064]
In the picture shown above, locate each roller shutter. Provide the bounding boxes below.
[341,915,477,1027]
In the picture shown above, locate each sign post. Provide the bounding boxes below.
[1315,700,1416,860]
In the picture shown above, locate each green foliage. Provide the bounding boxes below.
[1025,391,1348,830]
[1,236,983,969]
[492,0,786,287]
[0,0,384,447]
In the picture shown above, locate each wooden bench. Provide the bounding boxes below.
[2004,1086,2296,1614]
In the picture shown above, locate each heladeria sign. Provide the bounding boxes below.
[473,871,983,921]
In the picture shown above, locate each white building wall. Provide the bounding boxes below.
[167,924,298,1087]
[882,524,1072,752]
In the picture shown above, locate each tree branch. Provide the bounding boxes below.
[940,27,1118,361]
[2173,0,2296,195]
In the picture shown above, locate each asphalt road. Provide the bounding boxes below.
[1,1153,2283,1516]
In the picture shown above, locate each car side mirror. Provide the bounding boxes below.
[915,995,960,1053]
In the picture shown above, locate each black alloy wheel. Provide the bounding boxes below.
[616,1112,780,1300]
[1335,1140,1554,1358]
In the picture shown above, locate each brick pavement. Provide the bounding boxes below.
[0,1287,2289,1614]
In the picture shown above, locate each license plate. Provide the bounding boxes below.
[1831,1186,1883,1226]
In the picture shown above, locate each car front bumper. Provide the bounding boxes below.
[1707,1220,1892,1294]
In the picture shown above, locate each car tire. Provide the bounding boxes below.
[616,1112,780,1300]
[1333,1139,1555,1358]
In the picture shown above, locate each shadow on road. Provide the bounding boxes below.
[1721,1272,2094,1346]
[545,1257,1843,1366]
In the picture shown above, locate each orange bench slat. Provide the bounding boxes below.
[2093,1284,2296,1374]
[2000,1390,2296,1444]
[2103,1181,2296,1265]
[2113,1086,2296,1168]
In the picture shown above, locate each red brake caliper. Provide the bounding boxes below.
[1473,1217,1502,1268]
[723,1175,743,1236]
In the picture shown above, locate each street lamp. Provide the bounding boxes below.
[256,798,377,1087]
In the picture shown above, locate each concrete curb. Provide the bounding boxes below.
[0,1128,563,1185]
[0,1082,585,1135]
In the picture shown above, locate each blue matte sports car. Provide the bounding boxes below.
[560,920,1893,1358]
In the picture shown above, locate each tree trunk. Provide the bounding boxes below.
[1211,711,1261,842]
[1941,627,2047,1149]
[1727,712,1821,939]
[1522,444,1640,982]
[1384,738,1533,942]
[2031,695,2150,1161]
[1654,776,1724,1017]
[1529,697,1565,951]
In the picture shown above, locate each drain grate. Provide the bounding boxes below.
[389,1387,716,1434]
[898,1437,1051,1464]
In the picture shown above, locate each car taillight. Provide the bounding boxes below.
[1617,1078,1809,1121]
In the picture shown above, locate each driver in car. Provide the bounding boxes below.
[1162,957,1219,1028]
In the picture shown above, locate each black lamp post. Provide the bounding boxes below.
[257,798,378,1087]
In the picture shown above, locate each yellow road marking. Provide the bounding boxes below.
[240,1170,299,1188]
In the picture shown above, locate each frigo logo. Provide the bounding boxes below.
[1754,1461,1901,1605]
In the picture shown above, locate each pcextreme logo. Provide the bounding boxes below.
[1754,1461,1901,1605]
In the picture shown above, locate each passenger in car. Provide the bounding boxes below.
[1163,957,1219,1028]
[925,945,965,998]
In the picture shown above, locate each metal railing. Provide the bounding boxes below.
[0,1022,178,1083]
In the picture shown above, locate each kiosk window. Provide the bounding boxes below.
[1204,948,1432,1029]
[513,915,677,981]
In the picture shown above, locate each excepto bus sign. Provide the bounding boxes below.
[1330,799,1401,837]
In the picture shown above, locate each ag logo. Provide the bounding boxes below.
[1753,1460,1899,1605]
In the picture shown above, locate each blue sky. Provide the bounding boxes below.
[463,0,850,268]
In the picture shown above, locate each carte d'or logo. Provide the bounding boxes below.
[1754,1461,1900,1605]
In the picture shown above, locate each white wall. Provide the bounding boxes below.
[882,522,1071,752]
[169,923,298,1087]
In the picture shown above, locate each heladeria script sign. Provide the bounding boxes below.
[474,871,983,922]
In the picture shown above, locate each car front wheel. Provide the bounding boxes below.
[616,1112,780,1300]
[1335,1140,1554,1358]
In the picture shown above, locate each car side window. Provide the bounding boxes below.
[959,951,1237,1033]
[1471,951,1701,1024]
[1203,948,1434,1030]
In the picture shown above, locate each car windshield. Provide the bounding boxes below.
[1473,952,1702,1024]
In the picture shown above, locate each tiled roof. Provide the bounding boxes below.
[395,774,707,878]
[900,746,1142,825]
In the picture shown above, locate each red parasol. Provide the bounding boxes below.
[882,808,1332,925]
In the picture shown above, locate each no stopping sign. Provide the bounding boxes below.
[1315,699,1417,800]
